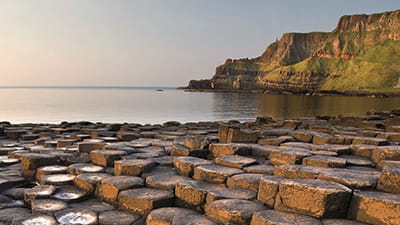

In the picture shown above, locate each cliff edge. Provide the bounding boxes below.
[187,9,400,95]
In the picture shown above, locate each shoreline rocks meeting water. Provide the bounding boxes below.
[0,110,400,225]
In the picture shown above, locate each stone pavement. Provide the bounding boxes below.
[0,110,400,224]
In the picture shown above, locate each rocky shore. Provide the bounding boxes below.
[0,110,400,225]
[183,86,400,98]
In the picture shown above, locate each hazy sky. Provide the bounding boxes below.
[1,1,400,87]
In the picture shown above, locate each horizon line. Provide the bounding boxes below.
[0,85,179,89]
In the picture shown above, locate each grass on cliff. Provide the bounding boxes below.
[272,39,400,91]
[217,62,277,72]
[319,29,398,56]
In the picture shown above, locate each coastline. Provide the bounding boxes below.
[0,109,399,224]
[181,87,400,98]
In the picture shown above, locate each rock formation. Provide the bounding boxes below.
[188,9,400,95]
[1,109,400,224]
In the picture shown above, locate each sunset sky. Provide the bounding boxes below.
[1,0,400,87]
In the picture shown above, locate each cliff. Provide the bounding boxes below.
[188,9,400,94]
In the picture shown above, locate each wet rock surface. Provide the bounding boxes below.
[1,110,400,224]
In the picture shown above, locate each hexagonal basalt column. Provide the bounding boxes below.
[90,150,126,167]
[173,156,213,177]
[118,188,174,215]
[114,159,156,176]
[209,143,252,158]
[193,165,244,184]
[146,207,199,225]
[96,176,144,204]
[21,153,59,179]
[99,210,143,225]
[78,141,105,153]
[146,174,191,192]
[226,173,264,191]
[371,146,400,164]
[347,190,400,225]
[251,210,323,225]
[175,180,223,211]
[67,163,105,175]
[269,147,312,166]
[302,155,346,168]
[215,155,257,168]
[73,173,112,193]
[274,179,352,218]
[205,199,267,225]
[55,208,98,225]
[377,165,400,194]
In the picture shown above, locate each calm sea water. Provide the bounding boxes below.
[0,87,399,124]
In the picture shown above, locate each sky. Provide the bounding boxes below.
[1,0,400,87]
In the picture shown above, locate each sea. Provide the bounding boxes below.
[0,87,399,124]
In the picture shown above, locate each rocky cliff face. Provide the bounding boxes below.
[257,32,329,66]
[189,9,400,94]
[333,10,400,33]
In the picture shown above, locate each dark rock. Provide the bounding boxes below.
[70,199,114,213]
[0,207,30,224]
[99,210,142,225]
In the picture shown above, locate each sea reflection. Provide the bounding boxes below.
[249,93,400,120]
[212,92,257,121]
[0,87,399,123]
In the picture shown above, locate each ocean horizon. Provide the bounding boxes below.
[0,87,399,124]
[0,86,178,89]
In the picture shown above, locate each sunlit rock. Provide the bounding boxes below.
[118,188,174,215]
[205,199,267,225]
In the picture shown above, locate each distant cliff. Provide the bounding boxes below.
[187,9,400,95]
